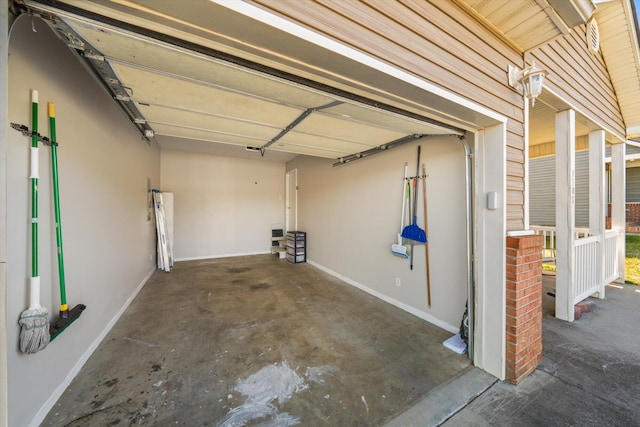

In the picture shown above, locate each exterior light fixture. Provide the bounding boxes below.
[508,60,548,106]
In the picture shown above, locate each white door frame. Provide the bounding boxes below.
[0,3,9,425]
[286,169,298,232]
[473,124,508,379]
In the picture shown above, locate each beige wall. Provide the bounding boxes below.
[7,17,160,426]
[287,138,468,330]
[160,150,285,260]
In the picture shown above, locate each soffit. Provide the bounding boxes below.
[458,0,597,51]
[594,0,640,138]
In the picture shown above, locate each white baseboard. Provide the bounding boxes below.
[307,260,458,334]
[29,267,155,427]
[175,251,270,262]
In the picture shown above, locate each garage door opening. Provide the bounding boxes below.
[19,0,476,355]
[21,0,475,338]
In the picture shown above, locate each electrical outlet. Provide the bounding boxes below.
[395,277,401,287]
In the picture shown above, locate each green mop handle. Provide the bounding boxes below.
[49,102,68,313]
[30,91,38,280]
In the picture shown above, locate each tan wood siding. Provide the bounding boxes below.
[250,0,527,230]
[507,146,524,164]
[507,191,524,205]
[507,132,525,151]
[507,161,524,178]
[507,176,525,192]
[530,25,625,138]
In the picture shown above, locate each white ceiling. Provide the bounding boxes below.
[530,93,599,146]
[50,13,459,162]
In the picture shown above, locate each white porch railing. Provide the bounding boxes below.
[604,230,620,283]
[574,235,600,304]
[531,226,622,307]
[530,226,590,261]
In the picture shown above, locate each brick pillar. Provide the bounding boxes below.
[505,235,543,384]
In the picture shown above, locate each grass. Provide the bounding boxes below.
[542,263,556,272]
[625,235,640,285]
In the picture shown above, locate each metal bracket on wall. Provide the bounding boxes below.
[25,9,156,144]
[10,122,57,146]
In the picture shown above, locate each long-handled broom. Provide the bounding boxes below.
[47,102,86,340]
[422,163,431,307]
[19,90,50,354]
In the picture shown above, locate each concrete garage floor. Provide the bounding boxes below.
[42,255,472,426]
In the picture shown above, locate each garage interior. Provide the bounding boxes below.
[6,2,493,426]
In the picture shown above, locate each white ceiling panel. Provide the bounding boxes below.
[322,103,455,135]
[139,105,280,141]
[267,143,352,159]
[112,64,304,127]
[151,124,266,147]
[155,135,298,163]
[293,115,404,147]
[277,132,377,154]
[67,19,338,109]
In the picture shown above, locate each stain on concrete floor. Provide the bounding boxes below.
[42,255,470,426]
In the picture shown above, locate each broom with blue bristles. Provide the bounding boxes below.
[19,90,50,354]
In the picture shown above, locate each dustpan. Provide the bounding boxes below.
[402,215,426,244]
[401,175,426,244]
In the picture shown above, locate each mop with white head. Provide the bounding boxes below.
[18,90,50,354]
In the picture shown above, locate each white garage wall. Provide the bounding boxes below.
[160,150,285,260]
[7,17,160,426]
[286,138,468,330]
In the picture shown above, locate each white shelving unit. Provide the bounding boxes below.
[271,223,286,259]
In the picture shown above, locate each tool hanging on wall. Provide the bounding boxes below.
[401,145,427,270]
[422,163,432,307]
[47,102,87,340]
[18,90,51,354]
[391,162,409,258]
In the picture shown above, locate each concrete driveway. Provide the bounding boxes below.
[442,278,640,426]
